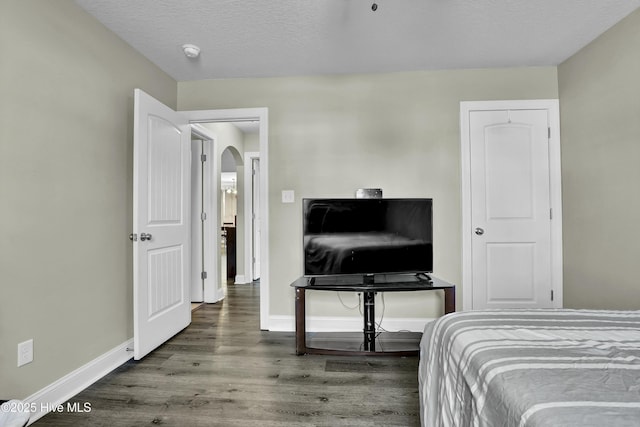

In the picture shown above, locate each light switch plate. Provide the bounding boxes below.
[282,190,295,204]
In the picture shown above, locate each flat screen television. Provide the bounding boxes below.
[303,198,433,280]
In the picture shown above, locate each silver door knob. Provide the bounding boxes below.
[140,232,152,241]
[474,227,485,236]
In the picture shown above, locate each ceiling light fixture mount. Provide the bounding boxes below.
[371,3,378,11]
[182,44,201,59]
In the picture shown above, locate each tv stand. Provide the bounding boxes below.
[291,275,455,356]
[416,272,432,283]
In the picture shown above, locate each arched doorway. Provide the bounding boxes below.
[220,146,241,287]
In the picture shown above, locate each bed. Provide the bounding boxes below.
[418,309,640,427]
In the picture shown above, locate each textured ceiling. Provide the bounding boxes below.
[75,0,640,81]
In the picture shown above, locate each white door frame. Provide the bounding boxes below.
[190,124,217,303]
[184,108,269,330]
[460,99,563,311]
[244,151,260,283]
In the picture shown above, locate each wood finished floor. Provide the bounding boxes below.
[34,283,420,426]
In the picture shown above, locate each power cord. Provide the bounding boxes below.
[337,291,361,310]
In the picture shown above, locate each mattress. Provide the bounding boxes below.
[418,309,640,427]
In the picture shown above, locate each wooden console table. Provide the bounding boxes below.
[291,275,455,356]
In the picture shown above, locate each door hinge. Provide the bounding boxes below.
[129,233,137,242]
[550,208,553,220]
[548,127,551,139]
[551,290,554,301]
[201,271,208,280]
[201,154,207,162]
[201,212,207,221]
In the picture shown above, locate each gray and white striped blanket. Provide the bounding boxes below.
[419,309,640,427]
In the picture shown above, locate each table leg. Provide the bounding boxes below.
[363,291,376,351]
[443,287,456,314]
[295,288,306,355]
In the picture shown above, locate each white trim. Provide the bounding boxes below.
[460,99,563,311]
[234,274,248,284]
[243,151,260,285]
[268,315,435,333]
[189,125,217,303]
[202,138,222,303]
[190,123,214,141]
[24,339,133,425]
[547,104,564,308]
[189,138,204,302]
[184,108,270,330]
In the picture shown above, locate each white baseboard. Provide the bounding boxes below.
[268,315,434,333]
[234,275,248,284]
[24,339,133,425]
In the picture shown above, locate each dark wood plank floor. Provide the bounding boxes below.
[35,283,421,426]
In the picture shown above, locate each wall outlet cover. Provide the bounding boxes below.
[18,339,33,367]
[282,190,295,203]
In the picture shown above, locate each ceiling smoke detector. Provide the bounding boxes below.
[182,44,201,58]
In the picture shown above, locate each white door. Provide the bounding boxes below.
[133,89,191,360]
[190,139,204,302]
[190,130,218,303]
[466,106,557,309]
[252,158,261,280]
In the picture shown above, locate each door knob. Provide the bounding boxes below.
[474,227,485,236]
[140,232,153,242]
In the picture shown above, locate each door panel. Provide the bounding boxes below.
[147,246,184,317]
[133,89,191,360]
[485,125,534,219]
[470,109,552,309]
[486,243,535,302]
[147,116,184,223]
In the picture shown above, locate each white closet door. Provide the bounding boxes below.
[469,109,553,309]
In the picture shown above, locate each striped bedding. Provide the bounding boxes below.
[418,309,640,427]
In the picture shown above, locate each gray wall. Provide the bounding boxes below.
[0,1,176,398]
[178,68,559,319]
[558,9,640,309]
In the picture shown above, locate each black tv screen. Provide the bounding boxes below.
[303,198,433,277]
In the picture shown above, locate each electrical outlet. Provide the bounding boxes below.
[17,339,33,367]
